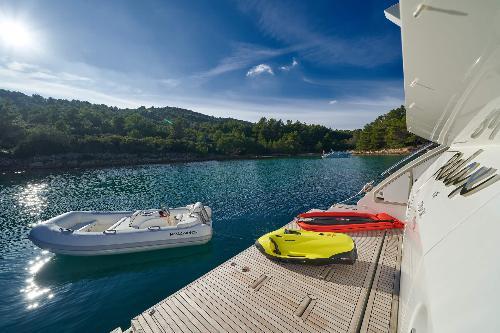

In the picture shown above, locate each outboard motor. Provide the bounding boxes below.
[191,202,203,213]
[191,202,210,224]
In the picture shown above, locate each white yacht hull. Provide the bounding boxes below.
[379,1,500,330]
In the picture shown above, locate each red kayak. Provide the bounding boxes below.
[296,211,404,233]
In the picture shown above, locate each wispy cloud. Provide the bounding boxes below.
[279,58,298,71]
[0,57,403,128]
[0,58,152,107]
[246,64,274,77]
[0,59,402,129]
[194,42,291,80]
[238,1,400,67]
[302,76,403,97]
[159,78,180,88]
[190,95,403,129]
[3,61,93,83]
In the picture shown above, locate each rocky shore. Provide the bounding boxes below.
[351,147,414,155]
[0,148,416,172]
[0,152,322,172]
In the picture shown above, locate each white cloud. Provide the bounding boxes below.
[280,58,298,71]
[6,61,39,72]
[0,59,149,107]
[246,64,274,77]
[0,58,403,129]
[194,43,292,80]
[328,100,337,105]
[2,61,93,83]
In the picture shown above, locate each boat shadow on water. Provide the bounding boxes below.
[35,243,214,284]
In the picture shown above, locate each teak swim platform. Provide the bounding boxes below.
[115,207,403,333]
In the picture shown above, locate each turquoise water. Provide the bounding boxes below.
[0,156,401,333]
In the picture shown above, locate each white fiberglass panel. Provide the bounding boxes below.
[400,144,500,332]
[399,0,500,145]
[378,172,411,204]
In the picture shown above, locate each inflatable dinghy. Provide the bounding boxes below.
[29,202,212,256]
[296,211,404,233]
[255,228,357,265]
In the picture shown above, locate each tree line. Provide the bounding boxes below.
[0,90,354,158]
[0,90,424,158]
[353,106,426,151]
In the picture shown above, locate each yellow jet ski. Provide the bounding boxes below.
[255,228,357,265]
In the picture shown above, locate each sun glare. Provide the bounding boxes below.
[0,18,34,50]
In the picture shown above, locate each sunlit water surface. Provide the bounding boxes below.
[0,156,401,333]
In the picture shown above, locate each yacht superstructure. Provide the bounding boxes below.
[379,1,500,331]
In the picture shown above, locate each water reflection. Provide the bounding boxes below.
[36,243,213,285]
[17,183,48,217]
[0,158,400,333]
[21,250,54,310]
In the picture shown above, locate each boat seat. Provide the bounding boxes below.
[136,217,169,229]
[166,215,178,226]
[112,217,131,231]
[76,221,98,232]
[176,217,199,228]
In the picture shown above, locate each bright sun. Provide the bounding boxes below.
[0,18,34,50]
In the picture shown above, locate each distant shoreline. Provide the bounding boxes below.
[351,147,414,156]
[0,152,319,172]
[0,148,414,172]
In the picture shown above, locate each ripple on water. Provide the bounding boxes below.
[0,156,401,333]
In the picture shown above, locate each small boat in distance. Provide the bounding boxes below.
[321,150,351,158]
[28,202,212,256]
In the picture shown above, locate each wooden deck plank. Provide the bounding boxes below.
[181,289,238,333]
[199,268,314,333]
[240,237,380,305]
[125,225,403,333]
[141,313,164,333]
[171,294,214,332]
[158,302,193,333]
[149,308,175,333]
[237,252,357,308]
[360,230,403,333]
[230,252,356,327]
[164,298,199,332]
[177,291,232,333]
[219,275,326,333]
[136,315,158,333]
[131,318,143,333]
[184,285,249,332]
[188,282,260,332]
[151,301,182,332]
[192,277,275,333]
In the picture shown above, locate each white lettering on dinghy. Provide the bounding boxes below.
[434,150,500,198]
[170,230,197,236]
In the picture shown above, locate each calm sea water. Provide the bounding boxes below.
[0,156,401,333]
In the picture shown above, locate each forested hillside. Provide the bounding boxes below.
[0,90,353,157]
[0,90,425,162]
[354,106,426,151]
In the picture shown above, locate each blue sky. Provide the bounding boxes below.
[0,0,402,128]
